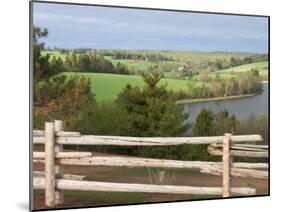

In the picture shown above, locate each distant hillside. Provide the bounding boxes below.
[42,49,267,79]
[63,72,189,102]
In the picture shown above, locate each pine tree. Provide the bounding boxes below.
[193,108,215,136]
[116,71,189,137]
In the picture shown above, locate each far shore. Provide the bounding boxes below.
[176,93,258,105]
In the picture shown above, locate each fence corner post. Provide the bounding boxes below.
[54,120,64,205]
[222,133,232,198]
[45,122,56,207]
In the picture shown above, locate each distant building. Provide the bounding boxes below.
[178,66,185,71]
[177,65,193,76]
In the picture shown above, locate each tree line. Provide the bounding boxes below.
[64,53,130,75]
[173,70,263,100]
[205,55,267,72]
[111,52,174,62]
[44,46,268,79]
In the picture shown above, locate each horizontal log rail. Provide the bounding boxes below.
[207,143,268,158]
[233,144,268,149]
[209,143,269,151]
[200,167,268,179]
[33,130,81,137]
[230,146,268,152]
[33,155,268,169]
[230,150,268,158]
[33,171,85,181]
[33,151,93,159]
[33,178,256,196]
[33,133,263,146]
[33,155,268,179]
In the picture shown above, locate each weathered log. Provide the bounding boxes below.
[58,157,221,169]
[33,178,256,196]
[33,171,85,181]
[231,150,268,158]
[33,137,46,144]
[231,162,268,169]
[234,144,268,149]
[33,159,46,164]
[45,122,55,207]
[208,144,268,158]
[33,134,263,146]
[200,167,268,179]
[33,151,93,159]
[222,133,231,197]
[210,143,268,152]
[33,130,81,137]
[54,120,64,205]
[231,168,268,179]
[200,168,222,176]
[33,156,268,169]
[207,144,223,156]
[231,146,268,152]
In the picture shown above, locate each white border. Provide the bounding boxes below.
[1,0,279,211]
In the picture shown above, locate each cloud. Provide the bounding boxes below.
[33,2,268,53]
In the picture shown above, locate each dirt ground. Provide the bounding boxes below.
[32,148,268,210]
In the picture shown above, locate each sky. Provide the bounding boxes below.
[33,2,268,53]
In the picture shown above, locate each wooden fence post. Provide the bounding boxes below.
[45,122,55,207]
[54,120,64,205]
[222,133,232,197]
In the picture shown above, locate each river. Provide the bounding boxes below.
[183,83,269,123]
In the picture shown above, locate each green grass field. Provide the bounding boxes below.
[213,61,268,77]
[43,50,268,102]
[190,61,269,81]
[63,72,189,102]
[41,50,69,61]
[63,60,268,102]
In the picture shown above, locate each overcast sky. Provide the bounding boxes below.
[33,2,268,53]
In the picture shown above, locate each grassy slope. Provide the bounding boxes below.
[63,72,188,102]
[191,61,268,81]
[41,50,68,61]
[213,61,268,77]
[64,61,268,102]
[44,50,268,102]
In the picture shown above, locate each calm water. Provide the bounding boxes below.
[184,83,269,122]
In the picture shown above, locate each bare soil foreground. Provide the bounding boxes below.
[33,151,268,210]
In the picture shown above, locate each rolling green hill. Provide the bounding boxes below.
[41,50,68,61]
[63,72,189,102]
[42,50,268,77]
[62,59,268,102]
[189,61,268,81]
[215,61,268,74]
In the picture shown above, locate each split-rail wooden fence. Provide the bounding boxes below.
[32,120,268,207]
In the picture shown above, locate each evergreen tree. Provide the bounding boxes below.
[116,71,189,159]
[117,71,189,137]
[214,109,237,135]
[193,108,215,136]
[33,26,96,132]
